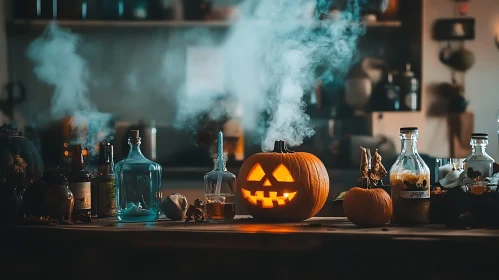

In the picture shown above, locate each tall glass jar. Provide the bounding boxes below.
[464,133,495,180]
[389,127,430,225]
[204,158,236,222]
[115,130,162,222]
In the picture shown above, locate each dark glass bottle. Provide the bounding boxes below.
[68,145,92,223]
[97,142,117,217]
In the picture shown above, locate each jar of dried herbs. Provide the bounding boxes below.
[389,127,430,225]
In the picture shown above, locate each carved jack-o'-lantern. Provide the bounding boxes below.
[237,140,329,222]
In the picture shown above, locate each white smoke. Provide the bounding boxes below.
[27,23,113,157]
[27,0,363,158]
[174,0,362,151]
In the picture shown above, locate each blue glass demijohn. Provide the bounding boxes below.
[115,130,162,222]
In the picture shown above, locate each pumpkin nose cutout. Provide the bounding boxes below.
[263,178,272,187]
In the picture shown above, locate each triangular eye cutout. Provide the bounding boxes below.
[272,164,295,182]
[247,163,266,181]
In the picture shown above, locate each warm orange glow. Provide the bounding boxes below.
[82,149,88,156]
[471,186,487,195]
[239,224,294,233]
[272,164,294,182]
[263,178,272,186]
[284,192,296,201]
[241,188,297,208]
[64,151,69,156]
[63,143,68,148]
[247,163,265,181]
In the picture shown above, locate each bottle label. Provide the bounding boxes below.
[399,190,430,199]
[98,181,116,216]
[69,182,91,210]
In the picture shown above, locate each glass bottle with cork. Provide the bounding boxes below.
[389,127,430,225]
[204,131,236,222]
[115,130,162,222]
[97,142,116,217]
[68,144,92,223]
[464,133,495,180]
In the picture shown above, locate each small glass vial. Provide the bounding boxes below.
[389,127,431,225]
[204,158,236,222]
[464,133,494,180]
[115,130,162,222]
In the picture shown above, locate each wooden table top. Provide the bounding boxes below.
[5,216,499,252]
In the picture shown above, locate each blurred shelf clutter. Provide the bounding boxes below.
[11,0,402,28]
[13,0,238,22]
[5,0,424,171]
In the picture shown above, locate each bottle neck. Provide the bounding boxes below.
[128,140,144,158]
[99,159,114,177]
[71,154,84,170]
[471,145,487,155]
[401,138,418,155]
[213,159,227,171]
[99,155,114,169]
[100,150,114,164]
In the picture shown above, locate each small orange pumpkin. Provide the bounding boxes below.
[343,187,392,227]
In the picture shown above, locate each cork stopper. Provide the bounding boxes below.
[130,130,140,140]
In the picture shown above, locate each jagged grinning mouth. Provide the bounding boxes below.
[241,188,297,208]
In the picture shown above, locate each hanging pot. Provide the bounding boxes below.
[448,48,475,72]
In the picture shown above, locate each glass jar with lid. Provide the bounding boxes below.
[204,157,236,222]
[389,127,431,225]
[464,133,495,180]
[115,130,162,222]
[204,131,236,222]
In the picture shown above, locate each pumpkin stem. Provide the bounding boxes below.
[360,177,370,189]
[272,140,294,153]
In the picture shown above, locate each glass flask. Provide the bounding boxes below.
[115,130,162,222]
[204,158,236,222]
[464,133,495,180]
[389,127,431,225]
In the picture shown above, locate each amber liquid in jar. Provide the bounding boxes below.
[389,127,431,225]
[390,173,430,225]
[205,202,236,221]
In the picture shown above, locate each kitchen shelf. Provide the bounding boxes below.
[8,19,232,28]
[7,19,402,30]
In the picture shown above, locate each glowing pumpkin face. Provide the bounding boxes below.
[237,140,330,222]
[241,163,298,208]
